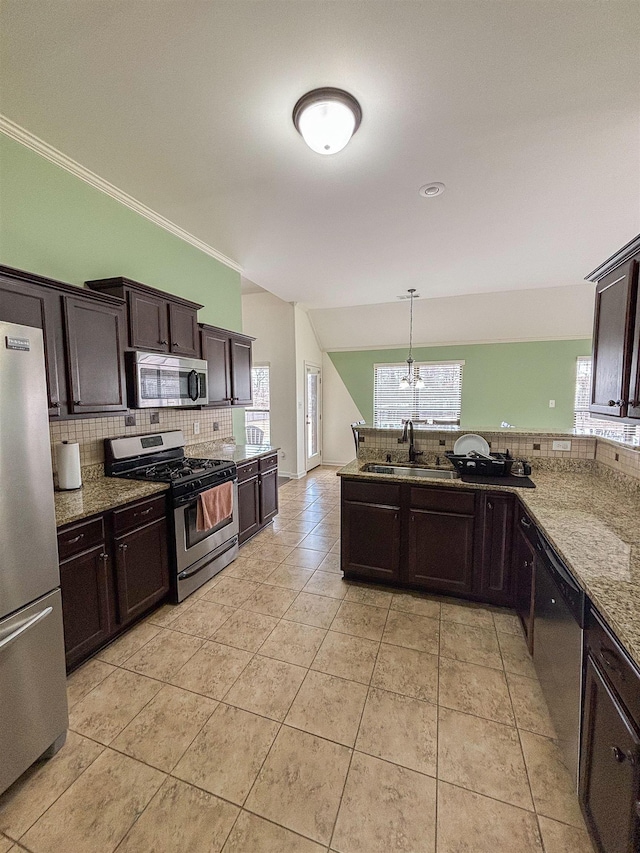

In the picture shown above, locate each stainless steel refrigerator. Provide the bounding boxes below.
[0,321,68,795]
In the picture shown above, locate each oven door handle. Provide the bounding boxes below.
[173,476,237,507]
[187,370,199,402]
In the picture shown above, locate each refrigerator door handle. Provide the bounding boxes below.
[0,607,53,653]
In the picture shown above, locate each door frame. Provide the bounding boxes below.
[304,361,322,471]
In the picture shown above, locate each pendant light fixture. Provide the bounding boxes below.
[400,289,424,390]
[293,88,362,155]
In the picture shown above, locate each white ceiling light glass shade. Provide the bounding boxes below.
[293,88,362,155]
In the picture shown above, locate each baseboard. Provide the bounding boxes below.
[321,460,350,467]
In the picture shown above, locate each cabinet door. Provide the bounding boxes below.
[169,303,199,357]
[128,290,169,352]
[201,327,231,406]
[238,476,261,543]
[478,493,514,606]
[230,336,253,406]
[64,296,127,413]
[59,543,111,669]
[0,278,65,416]
[628,272,640,420]
[513,523,535,652]
[580,656,640,853]
[407,507,475,594]
[113,517,170,626]
[259,466,279,525]
[590,259,638,418]
[342,500,401,582]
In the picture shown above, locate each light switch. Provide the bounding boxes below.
[549,399,555,408]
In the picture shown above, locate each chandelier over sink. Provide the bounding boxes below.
[399,289,424,390]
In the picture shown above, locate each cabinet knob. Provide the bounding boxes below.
[99,552,108,561]
[173,342,179,347]
[487,501,493,510]
[119,543,128,551]
[74,400,82,405]
[611,745,625,762]
[159,339,168,345]
[635,800,640,819]
[52,401,61,408]
[608,399,626,407]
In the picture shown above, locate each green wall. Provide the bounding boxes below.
[0,134,242,331]
[329,339,593,432]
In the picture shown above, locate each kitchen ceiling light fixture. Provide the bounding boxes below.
[400,288,424,390]
[293,88,362,155]
[419,182,446,197]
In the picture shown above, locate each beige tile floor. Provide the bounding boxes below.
[0,466,595,853]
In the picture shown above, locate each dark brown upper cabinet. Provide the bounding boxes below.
[64,295,128,414]
[85,276,203,358]
[0,265,127,418]
[586,235,640,420]
[200,323,254,407]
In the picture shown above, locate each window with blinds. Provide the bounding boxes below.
[245,364,270,444]
[574,356,640,445]
[373,361,463,429]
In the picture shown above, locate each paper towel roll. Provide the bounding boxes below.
[57,441,82,490]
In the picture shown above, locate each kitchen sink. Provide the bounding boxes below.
[363,463,460,480]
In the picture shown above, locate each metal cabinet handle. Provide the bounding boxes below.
[99,552,108,561]
[608,399,627,407]
[0,607,53,652]
[599,646,624,677]
[119,543,128,551]
[520,517,531,528]
[173,342,179,347]
[159,339,168,345]
[487,501,493,510]
[74,399,82,405]
[52,401,61,408]
[136,507,153,517]
[610,746,637,765]
[66,533,85,545]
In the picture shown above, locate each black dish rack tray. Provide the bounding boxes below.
[445,451,513,477]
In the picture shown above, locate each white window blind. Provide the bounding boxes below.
[373,362,463,429]
[574,356,640,445]
[245,365,270,445]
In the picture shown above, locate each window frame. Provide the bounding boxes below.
[373,359,464,430]
[574,355,639,445]
[245,363,271,445]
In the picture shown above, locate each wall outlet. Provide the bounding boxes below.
[150,412,160,425]
[213,421,219,431]
[549,399,556,408]
[124,414,136,427]
[193,421,200,435]
[552,440,571,451]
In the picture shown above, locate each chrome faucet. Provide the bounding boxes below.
[400,419,423,463]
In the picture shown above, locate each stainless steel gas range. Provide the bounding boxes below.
[105,430,238,601]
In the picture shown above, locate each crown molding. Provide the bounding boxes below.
[0,115,243,273]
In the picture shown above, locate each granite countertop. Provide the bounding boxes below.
[188,444,279,465]
[338,460,640,671]
[55,478,169,528]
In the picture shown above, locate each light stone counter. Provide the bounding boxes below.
[55,478,169,528]
[338,459,640,671]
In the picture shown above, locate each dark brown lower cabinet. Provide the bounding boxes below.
[341,477,516,604]
[580,656,640,853]
[114,517,169,625]
[57,494,170,670]
[513,521,536,650]
[238,454,279,545]
[59,543,111,670]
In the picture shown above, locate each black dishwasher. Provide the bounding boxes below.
[533,530,586,790]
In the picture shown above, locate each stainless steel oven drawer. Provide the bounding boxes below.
[0,589,68,794]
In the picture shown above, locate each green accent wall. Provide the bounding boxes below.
[0,134,242,331]
[329,339,593,432]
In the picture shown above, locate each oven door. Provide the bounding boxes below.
[173,481,239,575]
[132,352,208,408]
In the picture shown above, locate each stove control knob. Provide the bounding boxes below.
[194,479,202,489]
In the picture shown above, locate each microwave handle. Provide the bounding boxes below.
[188,369,199,402]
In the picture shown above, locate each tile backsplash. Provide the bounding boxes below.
[49,408,234,472]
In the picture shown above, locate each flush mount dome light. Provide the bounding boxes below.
[293,88,362,155]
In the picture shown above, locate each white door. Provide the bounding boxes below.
[305,363,322,471]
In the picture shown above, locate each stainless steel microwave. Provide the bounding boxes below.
[130,351,208,408]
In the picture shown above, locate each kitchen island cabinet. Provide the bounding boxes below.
[57,493,169,670]
[340,476,514,604]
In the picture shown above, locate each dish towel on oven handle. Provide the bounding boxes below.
[196,481,234,532]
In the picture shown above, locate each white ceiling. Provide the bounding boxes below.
[1,1,639,309]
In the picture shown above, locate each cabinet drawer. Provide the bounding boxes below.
[112,495,166,535]
[237,460,259,482]
[342,479,400,506]
[586,607,640,726]
[58,516,105,561]
[409,486,475,515]
[259,453,278,473]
